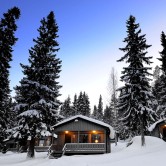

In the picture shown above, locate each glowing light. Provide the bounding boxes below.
[95,139,98,143]
[92,130,96,133]
[75,119,78,122]
[65,131,69,134]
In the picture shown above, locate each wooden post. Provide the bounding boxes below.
[77,131,80,143]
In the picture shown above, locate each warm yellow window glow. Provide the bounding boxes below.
[92,130,96,133]
[95,139,98,143]
[65,131,69,134]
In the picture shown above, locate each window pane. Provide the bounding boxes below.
[91,134,101,143]
[79,134,88,143]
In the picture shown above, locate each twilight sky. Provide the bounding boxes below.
[1,0,166,109]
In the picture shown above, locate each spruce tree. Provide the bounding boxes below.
[158,32,166,74]
[109,94,118,126]
[117,15,156,146]
[153,65,161,81]
[92,95,103,121]
[0,7,20,148]
[152,66,161,115]
[97,95,103,121]
[110,94,119,136]
[116,89,130,140]
[76,91,90,116]
[156,31,166,118]
[72,94,78,115]
[103,105,112,125]
[77,92,84,115]
[92,105,97,119]
[60,96,73,118]
[14,11,61,158]
[83,92,90,116]
[110,95,119,144]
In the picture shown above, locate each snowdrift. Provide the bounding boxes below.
[0,136,166,166]
[126,136,166,151]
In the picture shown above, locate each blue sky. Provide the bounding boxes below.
[1,0,166,109]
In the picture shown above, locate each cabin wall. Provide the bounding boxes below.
[54,118,106,131]
[56,132,65,146]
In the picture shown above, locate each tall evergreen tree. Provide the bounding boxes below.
[83,92,90,116]
[77,92,84,115]
[97,95,103,121]
[92,95,103,121]
[103,105,112,125]
[153,65,161,81]
[156,31,166,118]
[117,15,156,146]
[92,105,97,119]
[59,96,73,118]
[107,94,119,145]
[110,95,119,135]
[152,65,161,115]
[14,11,61,158]
[0,7,20,148]
[116,89,130,140]
[6,98,16,129]
[76,91,90,116]
[158,32,166,74]
[72,94,78,115]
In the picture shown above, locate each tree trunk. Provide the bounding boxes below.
[140,117,145,146]
[27,137,35,158]
[115,132,117,146]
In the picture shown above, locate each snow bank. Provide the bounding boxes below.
[126,136,166,152]
[1,136,166,166]
[132,136,166,147]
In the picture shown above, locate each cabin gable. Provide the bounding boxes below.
[54,117,109,132]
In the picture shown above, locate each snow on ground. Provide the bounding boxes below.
[0,136,166,166]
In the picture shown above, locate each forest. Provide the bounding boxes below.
[0,6,166,159]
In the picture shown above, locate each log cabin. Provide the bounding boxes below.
[49,115,114,158]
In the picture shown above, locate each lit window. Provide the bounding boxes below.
[92,134,101,143]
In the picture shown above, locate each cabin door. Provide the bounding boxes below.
[65,134,71,143]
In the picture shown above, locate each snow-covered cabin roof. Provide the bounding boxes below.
[148,118,166,132]
[52,115,115,138]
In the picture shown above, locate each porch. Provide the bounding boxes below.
[58,130,106,144]
[49,143,106,158]
[63,143,106,154]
